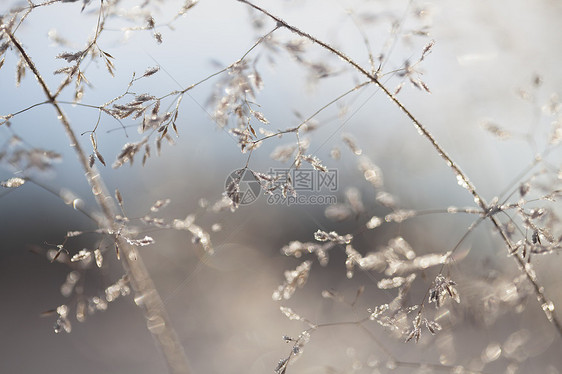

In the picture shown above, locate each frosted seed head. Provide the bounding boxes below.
[0,177,25,188]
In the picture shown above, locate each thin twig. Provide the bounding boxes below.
[4,29,192,374]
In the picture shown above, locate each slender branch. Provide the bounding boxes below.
[160,25,280,101]
[237,0,483,209]
[237,0,562,337]
[282,316,492,374]
[52,0,107,99]
[4,29,192,374]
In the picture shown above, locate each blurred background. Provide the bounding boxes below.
[1,0,562,373]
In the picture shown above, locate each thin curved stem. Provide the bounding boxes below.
[4,28,191,374]
[236,0,562,337]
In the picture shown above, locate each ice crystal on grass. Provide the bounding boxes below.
[88,296,108,313]
[94,248,103,268]
[377,275,415,290]
[172,215,213,254]
[481,121,511,140]
[125,235,155,247]
[345,187,364,215]
[272,260,312,301]
[54,305,71,334]
[141,215,167,228]
[60,271,80,297]
[274,329,312,374]
[345,245,362,279]
[281,241,332,266]
[405,314,442,343]
[330,147,341,160]
[112,138,148,168]
[375,191,396,209]
[300,154,327,172]
[281,181,297,198]
[369,300,419,333]
[388,237,416,260]
[252,110,269,124]
[150,198,171,212]
[251,170,279,193]
[105,276,130,302]
[423,319,442,335]
[71,249,91,263]
[142,66,160,78]
[342,133,362,155]
[65,231,83,238]
[366,216,382,229]
[386,251,450,276]
[314,230,352,244]
[57,50,86,63]
[429,274,460,307]
[340,236,450,280]
[358,156,383,188]
[369,304,390,321]
[275,358,289,374]
[385,209,416,223]
[15,56,26,86]
[225,169,243,210]
[76,300,86,323]
[280,306,302,321]
[325,204,353,221]
[482,342,501,364]
[0,177,25,188]
[292,330,311,353]
[405,313,422,343]
[542,300,555,321]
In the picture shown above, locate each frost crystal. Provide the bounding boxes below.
[345,245,361,278]
[126,235,155,246]
[366,216,382,229]
[377,276,413,290]
[314,230,352,244]
[150,198,171,212]
[172,215,214,254]
[325,204,353,221]
[0,177,25,188]
[375,191,396,208]
[105,276,131,302]
[94,248,103,268]
[301,155,327,172]
[385,209,416,223]
[60,271,80,297]
[358,156,383,188]
[281,241,331,266]
[275,358,289,374]
[342,133,362,155]
[272,261,312,300]
[279,306,302,321]
[53,305,71,334]
[71,249,91,262]
[429,274,460,307]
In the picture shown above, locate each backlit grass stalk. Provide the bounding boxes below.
[237,0,562,337]
[3,28,191,374]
